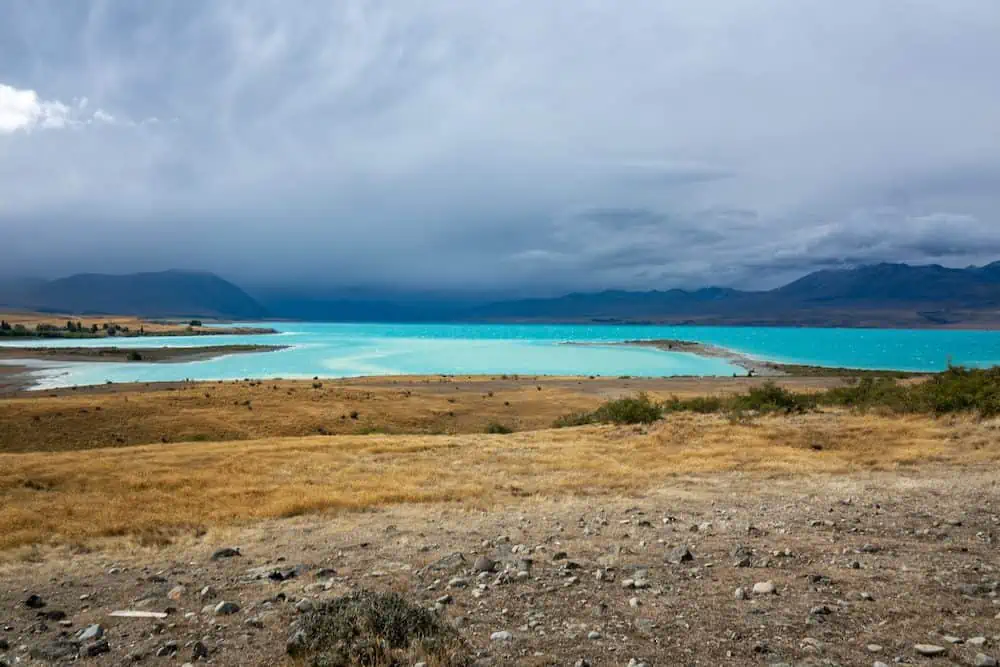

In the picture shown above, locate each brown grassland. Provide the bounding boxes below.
[2,374,998,554]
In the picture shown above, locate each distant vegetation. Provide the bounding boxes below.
[556,367,1000,426]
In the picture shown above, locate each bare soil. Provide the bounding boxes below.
[2,468,999,665]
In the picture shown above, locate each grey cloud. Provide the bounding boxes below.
[0,1,999,294]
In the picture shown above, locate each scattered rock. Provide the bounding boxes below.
[914,644,946,657]
[213,601,240,615]
[668,545,694,564]
[473,556,497,573]
[211,547,241,561]
[156,640,179,657]
[167,585,186,601]
[77,623,104,642]
[29,641,78,661]
[588,631,602,640]
[191,641,209,661]
[975,654,998,667]
[753,581,777,595]
[23,594,45,609]
[735,587,748,600]
[84,639,111,657]
[491,631,513,641]
[295,599,314,613]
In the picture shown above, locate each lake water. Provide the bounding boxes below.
[2,322,999,389]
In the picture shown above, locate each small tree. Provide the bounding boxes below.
[190,319,203,327]
[0,320,10,331]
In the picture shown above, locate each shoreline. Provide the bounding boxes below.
[0,344,288,393]
[571,339,927,378]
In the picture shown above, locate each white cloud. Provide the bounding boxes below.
[0,83,71,133]
[0,83,133,133]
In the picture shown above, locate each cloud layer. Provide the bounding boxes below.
[1,1,999,294]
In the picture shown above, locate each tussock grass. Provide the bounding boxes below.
[290,590,470,666]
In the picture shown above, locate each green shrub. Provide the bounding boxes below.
[126,351,143,361]
[731,382,816,414]
[552,411,595,428]
[485,422,514,434]
[591,392,663,424]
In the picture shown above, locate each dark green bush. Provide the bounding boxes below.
[485,422,514,434]
[552,411,595,428]
[591,392,663,424]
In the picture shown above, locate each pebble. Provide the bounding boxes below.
[975,654,998,667]
[629,597,641,607]
[211,547,241,560]
[490,631,513,641]
[214,601,240,615]
[735,587,748,600]
[77,624,104,642]
[753,581,777,595]
[473,556,496,573]
[167,585,186,601]
[668,545,694,564]
[448,577,469,589]
[588,631,602,640]
[914,644,947,657]
[295,599,314,613]
[866,644,883,653]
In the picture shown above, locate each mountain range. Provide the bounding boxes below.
[1,262,999,327]
[0,270,266,319]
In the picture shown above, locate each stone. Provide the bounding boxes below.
[191,641,209,661]
[975,654,998,667]
[295,599,314,613]
[552,552,568,561]
[753,581,777,595]
[84,639,111,657]
[735,587,748,600]
[23,594,45,609]
[668,545,694,564]
[490,631,513,641]
[971,637,989,647]
[214,600,240,615]
[286,630,308,656]
[29,641,79,661]
[588,631,602,640]
[629,597,641,607]
[211,547,241,560]
[943,635,964,644]
[473,556,496,573]
[156,641,179,657]
[866,644,883,653]
[77,623,104,642]
[168,585,186,601]
[448,577,469,589]
[199,585,217,600]
[914,644,947,657]
[809,605,832,616]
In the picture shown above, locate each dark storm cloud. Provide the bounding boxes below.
[1,1,999,293]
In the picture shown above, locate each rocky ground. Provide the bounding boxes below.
[2,467,1000,666]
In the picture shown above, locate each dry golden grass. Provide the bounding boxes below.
[0,376,848,453]
[2,409,997,551]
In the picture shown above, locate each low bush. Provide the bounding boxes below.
[485,422,514,434]
[288,589,470,667]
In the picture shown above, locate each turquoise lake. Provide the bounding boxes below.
[2,322,999,389]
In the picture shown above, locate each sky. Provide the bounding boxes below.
[1,1,999,296]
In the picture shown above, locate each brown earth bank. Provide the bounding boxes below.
[0,344,287,366]
[3,377,999,666]
[0,311,276,339]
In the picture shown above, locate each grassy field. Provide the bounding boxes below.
[3,374,999,553]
